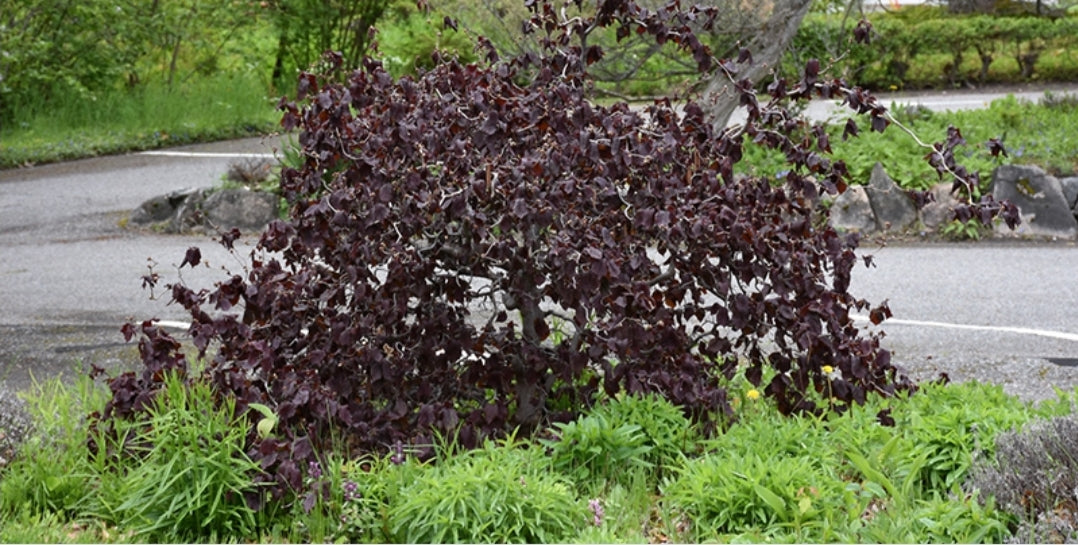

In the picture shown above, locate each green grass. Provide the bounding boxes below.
[3,368,1077,543]
[738,91,1078,190]
[0,73,280,169]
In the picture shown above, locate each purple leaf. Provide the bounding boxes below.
[181,247,201,269]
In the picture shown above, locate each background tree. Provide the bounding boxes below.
[0,0,270,128]
[0,0,141,126]
[266,0,407,90]
[699,0,814,127]
[435,0,817,127]
[131,0,263,89]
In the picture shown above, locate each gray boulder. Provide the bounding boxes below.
[129,187,199,225]
[829,185,876,234]
[201,188,279,232]
[1060,176,1078,210]
[920,182,961,230]
[131,187,279,234]
[991,165,1077,239]
[169,188,212,233]
[865,162,917,232]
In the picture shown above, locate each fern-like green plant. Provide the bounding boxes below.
[541,411,654,490]
[588,392,696,479]
[894,381,1038,497]
[940,218,987,241]
[662,451,846,542]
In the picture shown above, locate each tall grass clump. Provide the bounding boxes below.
[892,380,1050,495]
[0,374,109,520]
[84,370,265,542]
[586,392,698,481]
[0,369,273,543]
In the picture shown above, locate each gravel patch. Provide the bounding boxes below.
[893,354,1078,405]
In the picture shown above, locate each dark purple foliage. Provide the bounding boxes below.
[94,0,1017,498]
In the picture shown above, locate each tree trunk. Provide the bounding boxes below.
[975,45,993,83]
[701,0,814,129]
[167,37,182,89]
[272,32,288,90]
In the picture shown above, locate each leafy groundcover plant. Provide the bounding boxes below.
[96,0,1019,505]
[8,373,1072,543]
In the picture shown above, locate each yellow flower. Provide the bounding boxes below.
[746,389,761,401]
[822,365,834,375]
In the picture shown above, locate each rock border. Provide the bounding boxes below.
[132,163,1078,242]
[129,186,280,235]
[830,162,1078,241]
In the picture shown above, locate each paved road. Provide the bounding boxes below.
[732,82,1078,126]
[2,86,1077,402]
[0,137,285,392]
[849,240,1078,401]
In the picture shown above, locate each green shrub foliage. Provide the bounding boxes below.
[588,392,696,477]
[794,10,1078,90]
[543,412,654,487]
[100,0,1018,497]
[388,442,584,543]
[897,381,1038,495]
[663,452,845,540]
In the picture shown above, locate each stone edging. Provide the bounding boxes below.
[831,163,1078,241]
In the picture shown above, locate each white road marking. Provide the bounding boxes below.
[159,315,1078,343]
[851,314,1078,342]
[895,98,993,106]
[139,150,275,159]
[157,320,193,330]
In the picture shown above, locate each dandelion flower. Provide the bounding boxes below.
[746,389,760,401]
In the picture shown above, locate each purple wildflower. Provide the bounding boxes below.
[308,460,322,480]
[343,480,359,502]
[391,440,405,465]
[589,498,604,527]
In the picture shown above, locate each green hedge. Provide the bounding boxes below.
[792,9,1078,90]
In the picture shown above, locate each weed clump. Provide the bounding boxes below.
[224,158,274,187]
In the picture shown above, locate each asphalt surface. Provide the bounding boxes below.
[2,86,1078,403]
[0,136,285,393]
[849,239,1078,401]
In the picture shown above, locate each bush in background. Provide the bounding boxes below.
[793,8,1078,91]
